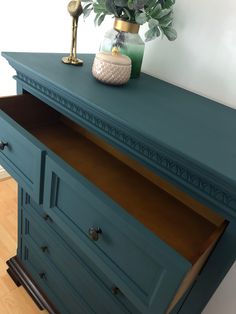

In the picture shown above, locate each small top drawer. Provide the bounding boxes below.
[0,94,59,202]
[0,95,44,201]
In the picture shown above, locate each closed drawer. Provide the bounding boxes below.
[22,201,138,314]
[21,237,92,314]
[43,155,227,314]
[0,95,45,201]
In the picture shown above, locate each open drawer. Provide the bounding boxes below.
[43,153,227,314]
[0,94,57,201]
[1,93,228,313]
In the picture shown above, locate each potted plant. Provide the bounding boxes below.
[82,0,177,78]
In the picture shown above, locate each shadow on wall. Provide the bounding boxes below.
[141,0,236,110]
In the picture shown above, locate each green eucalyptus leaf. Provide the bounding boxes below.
[94,13,100,25]
[97,13,106,25]
[123,7,132,20]
[156,8,172,19]
[133,0,148,10]
[148,18,159,28]
[83,3,93,18]
[163,26,177,40]
[96,0,104,6]
[127,0,134,10]
[150,4,162,18]
[158,11,173,27]
[93,3,105,13]
[135,12,147,24]
[105,0,117,14]
[83,3,93,9]
[163,0,175,9]
[145,26,160,41]
[98,0,107,5]
[145,0,157,11]
[114,0,128,7]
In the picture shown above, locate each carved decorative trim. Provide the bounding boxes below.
[16,72,236,212]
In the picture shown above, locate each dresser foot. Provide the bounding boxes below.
[6,256,58,314]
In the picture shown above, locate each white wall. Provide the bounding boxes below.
[0,1,235,313]
[142,0,236,109]
[0,0,111,96]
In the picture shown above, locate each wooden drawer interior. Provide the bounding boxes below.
[2,93,228,311]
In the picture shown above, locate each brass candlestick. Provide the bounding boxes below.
[62,0,83,65]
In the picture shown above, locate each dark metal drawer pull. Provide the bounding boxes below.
[43,214,53,222]
[111,286,120,295]
[0,141,8,150]
[41,246,48,253]
[39,272,46,280]
[88,227,102,241]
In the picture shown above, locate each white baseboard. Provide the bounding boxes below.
[0,166,10,180]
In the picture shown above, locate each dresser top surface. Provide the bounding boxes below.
[2,52,236,188]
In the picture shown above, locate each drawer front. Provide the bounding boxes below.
[21,237,92,314]
[44,155,191,314]
[0,95,43,201]
[22,203,137,314]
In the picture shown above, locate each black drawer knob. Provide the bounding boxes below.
[111,286,120,295]
[43,214,53,222]
[41,246,48,253]
[88,227,102,241]
[39,272,46,280]
[0,141,8,151]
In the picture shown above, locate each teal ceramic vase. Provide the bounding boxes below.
[100,18,145,78]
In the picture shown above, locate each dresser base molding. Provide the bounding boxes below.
[6,256,58,314]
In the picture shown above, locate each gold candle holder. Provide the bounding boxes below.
[62,0,83,65]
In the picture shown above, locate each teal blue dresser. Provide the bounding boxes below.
[0,52,236,314]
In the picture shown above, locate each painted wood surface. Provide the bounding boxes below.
[1,52,236,314]
[2,52,236,220]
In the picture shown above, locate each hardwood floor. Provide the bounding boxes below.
[0,178,47,313]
